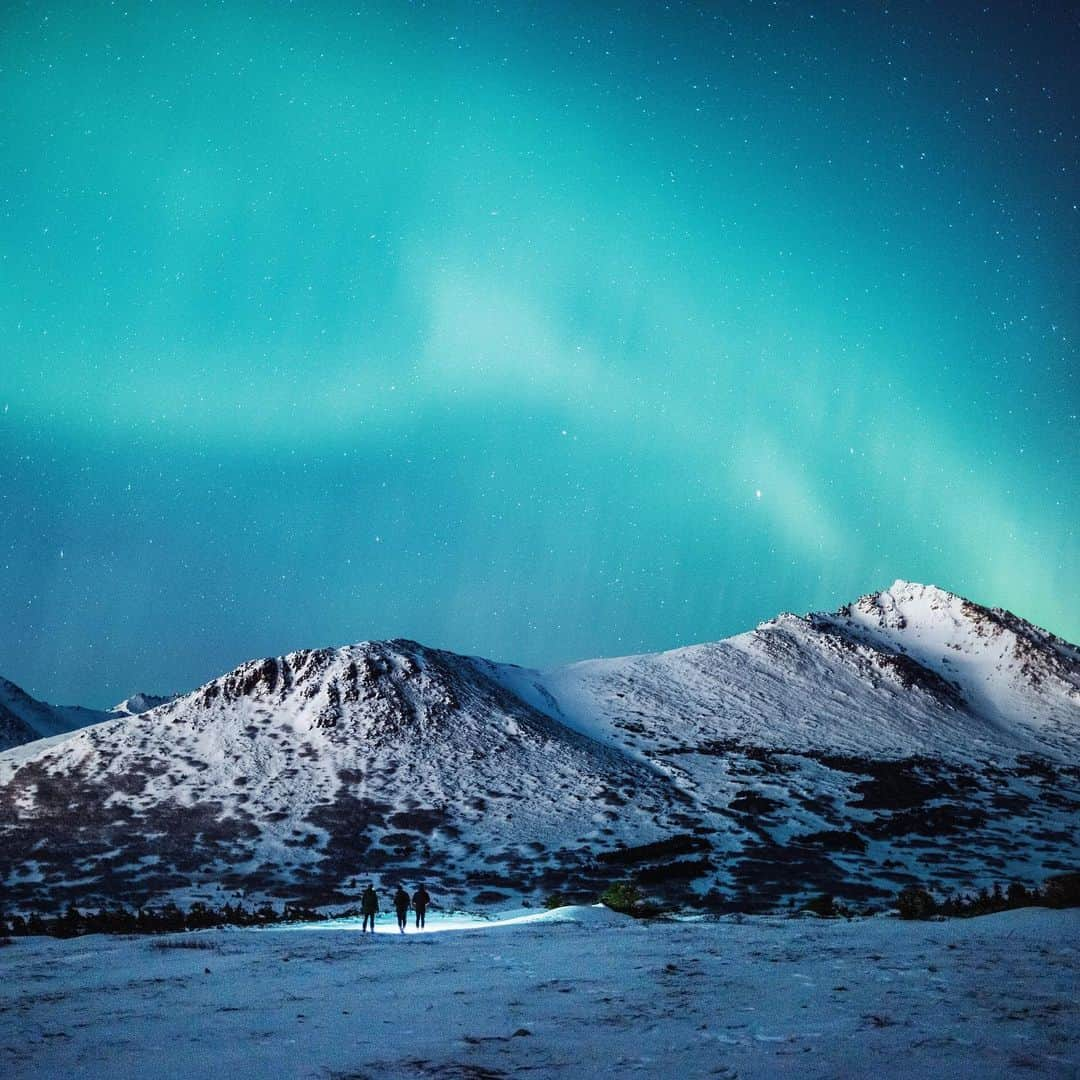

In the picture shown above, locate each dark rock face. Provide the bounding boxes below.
[0,705,39,753]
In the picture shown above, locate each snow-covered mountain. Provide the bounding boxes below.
[0,677,106,753]
[108,693,177,719]
[501,579,1079,761]
[0,678,173,753]
[0,581,1076,913]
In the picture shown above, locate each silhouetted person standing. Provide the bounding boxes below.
[412,884,431,929]
[393,885,410,933]
[360,884,379,933]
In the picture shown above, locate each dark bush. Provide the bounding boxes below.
[896,886,937,920]
[803,893,836,917]
[1042,872,1080,909]
[1006,881,1031,907]
[596,834,710,866]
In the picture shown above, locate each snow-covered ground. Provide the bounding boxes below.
[3,906,1077,1079]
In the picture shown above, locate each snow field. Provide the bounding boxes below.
[3,907,1077,1079]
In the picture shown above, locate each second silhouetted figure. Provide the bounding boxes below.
[393,885,410,933]
[412,884,431,929]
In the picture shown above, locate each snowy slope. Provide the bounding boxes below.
[0,582,1076,913]
[498,581,1078,761]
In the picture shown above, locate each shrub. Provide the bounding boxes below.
[254,902,278,923]
[1042,872,1080,909]
[600,881,643,915]
[1006,881,1031,907]
[150,938,218,950]
[543,893,569,910]
[896,886,937,920]
[803,894,836,917]
[54,905,84,938]
[186,902,218,930]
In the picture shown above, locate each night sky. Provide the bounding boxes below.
[1,2,1076,708]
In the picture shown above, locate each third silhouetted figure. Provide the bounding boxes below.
[412,884,431,929]
[393,885,410,933]
[360,884,379,933]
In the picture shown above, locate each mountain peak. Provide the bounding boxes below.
[885,578,956,601]
[166,637,502,741]
[109,693,176,717]
[843,579,964,631]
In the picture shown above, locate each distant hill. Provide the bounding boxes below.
[0,677,173,753]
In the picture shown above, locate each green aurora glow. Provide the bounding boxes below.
[1,2,1076,705]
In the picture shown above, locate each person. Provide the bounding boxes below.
[360,884,379,933]
[412,883,431,929]
[392,885,410,933]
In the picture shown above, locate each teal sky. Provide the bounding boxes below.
[1,1,1076,707]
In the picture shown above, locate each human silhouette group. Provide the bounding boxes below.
[359,883,432,933]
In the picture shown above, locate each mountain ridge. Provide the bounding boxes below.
[0,581,1076,913]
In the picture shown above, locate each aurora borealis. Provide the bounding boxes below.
[1,2,1076,707]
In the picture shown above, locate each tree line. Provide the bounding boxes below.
[0,899,336,939]
[1,870,1075,939]
[897,871,1080,920]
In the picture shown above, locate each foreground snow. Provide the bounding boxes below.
[3,907,1077,1079]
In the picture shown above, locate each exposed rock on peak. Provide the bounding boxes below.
[176,639,522,740]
